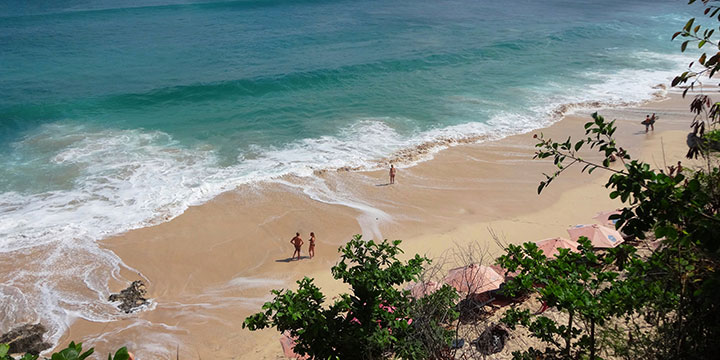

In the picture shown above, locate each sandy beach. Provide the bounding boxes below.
[47,92,702,359]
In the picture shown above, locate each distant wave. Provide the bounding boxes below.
[0,0,340,20]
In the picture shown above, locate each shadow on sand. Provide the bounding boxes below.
[375,183,392,187]
[276,256,311,263]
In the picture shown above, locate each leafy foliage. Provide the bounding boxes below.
[525,111,720,359]
[0,342,128,360]
[244,235,458,359]
[671,0,720,158]
[497,238,639,360]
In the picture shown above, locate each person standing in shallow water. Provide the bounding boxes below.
[290,232,303,260]
[308,232,316,258]
[389,164,397,184]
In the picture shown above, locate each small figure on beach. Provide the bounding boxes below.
[389,164,397,184]
[290,232,303,260]
[642,114,656,133]
[308,232,316,258]
[669,160,684,177]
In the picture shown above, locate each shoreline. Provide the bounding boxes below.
[48,93,698,359]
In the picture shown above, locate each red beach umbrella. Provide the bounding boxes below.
[534,237,581,259]
[567,224,624,248]
[443,264,504,295]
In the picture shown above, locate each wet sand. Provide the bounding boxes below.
[55,93,700,359]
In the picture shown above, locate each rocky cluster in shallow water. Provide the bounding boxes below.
[0,323,51,355]
[109,280,148,313]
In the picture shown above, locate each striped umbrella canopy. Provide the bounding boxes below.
[567,224,624,248]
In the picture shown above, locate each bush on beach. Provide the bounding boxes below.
[243,235,459,359]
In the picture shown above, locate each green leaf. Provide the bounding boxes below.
[684,18,695,32]
[682,40,689,52]
[0,344,8,357]
[109,347,128,360]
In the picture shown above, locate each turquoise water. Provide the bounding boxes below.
[0,0,698,345]
[0,0,696,259]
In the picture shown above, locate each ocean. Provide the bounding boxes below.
[0,0,697,350]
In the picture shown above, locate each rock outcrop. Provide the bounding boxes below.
[0,323,51,355]
[109,280,148,313]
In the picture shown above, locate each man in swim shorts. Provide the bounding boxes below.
[291,232,303,260]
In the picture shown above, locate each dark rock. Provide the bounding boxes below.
[109,280,148,313]
[474,323,510,355]
[451,338,465,349]
[0,323,52,355]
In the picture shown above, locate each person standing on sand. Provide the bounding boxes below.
[643,115,652,133]
[389,164,397,184]
[308,232,316,258]
[650,113,657,132]
[290,232,303,260]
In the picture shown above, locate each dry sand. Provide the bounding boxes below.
[55,93,702,359]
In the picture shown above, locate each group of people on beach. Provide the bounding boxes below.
[290,232,316,260]
[287,166,397,261]
[642,113,658,133]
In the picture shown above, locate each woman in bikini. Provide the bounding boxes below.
[308,232,316,258]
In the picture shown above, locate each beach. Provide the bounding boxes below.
[42,92,698,359]
[0,1,704,357]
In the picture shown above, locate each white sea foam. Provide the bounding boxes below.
[0,50,693,351]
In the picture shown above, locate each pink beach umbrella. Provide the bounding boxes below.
[534,237,581,259]
[567,224,624,248]
[280,332,309,359]
[489,264,520,279]
[593,210,623,229]
[406,280,442,299]
[443,264,504,295]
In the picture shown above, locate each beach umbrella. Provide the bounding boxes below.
[406,280,442,299]
[593,210,623,228]
[279,332,308,359]
[534,237,581,259]
[567,224,624,248]
[443,264,504,295]
[489,264,520,279]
